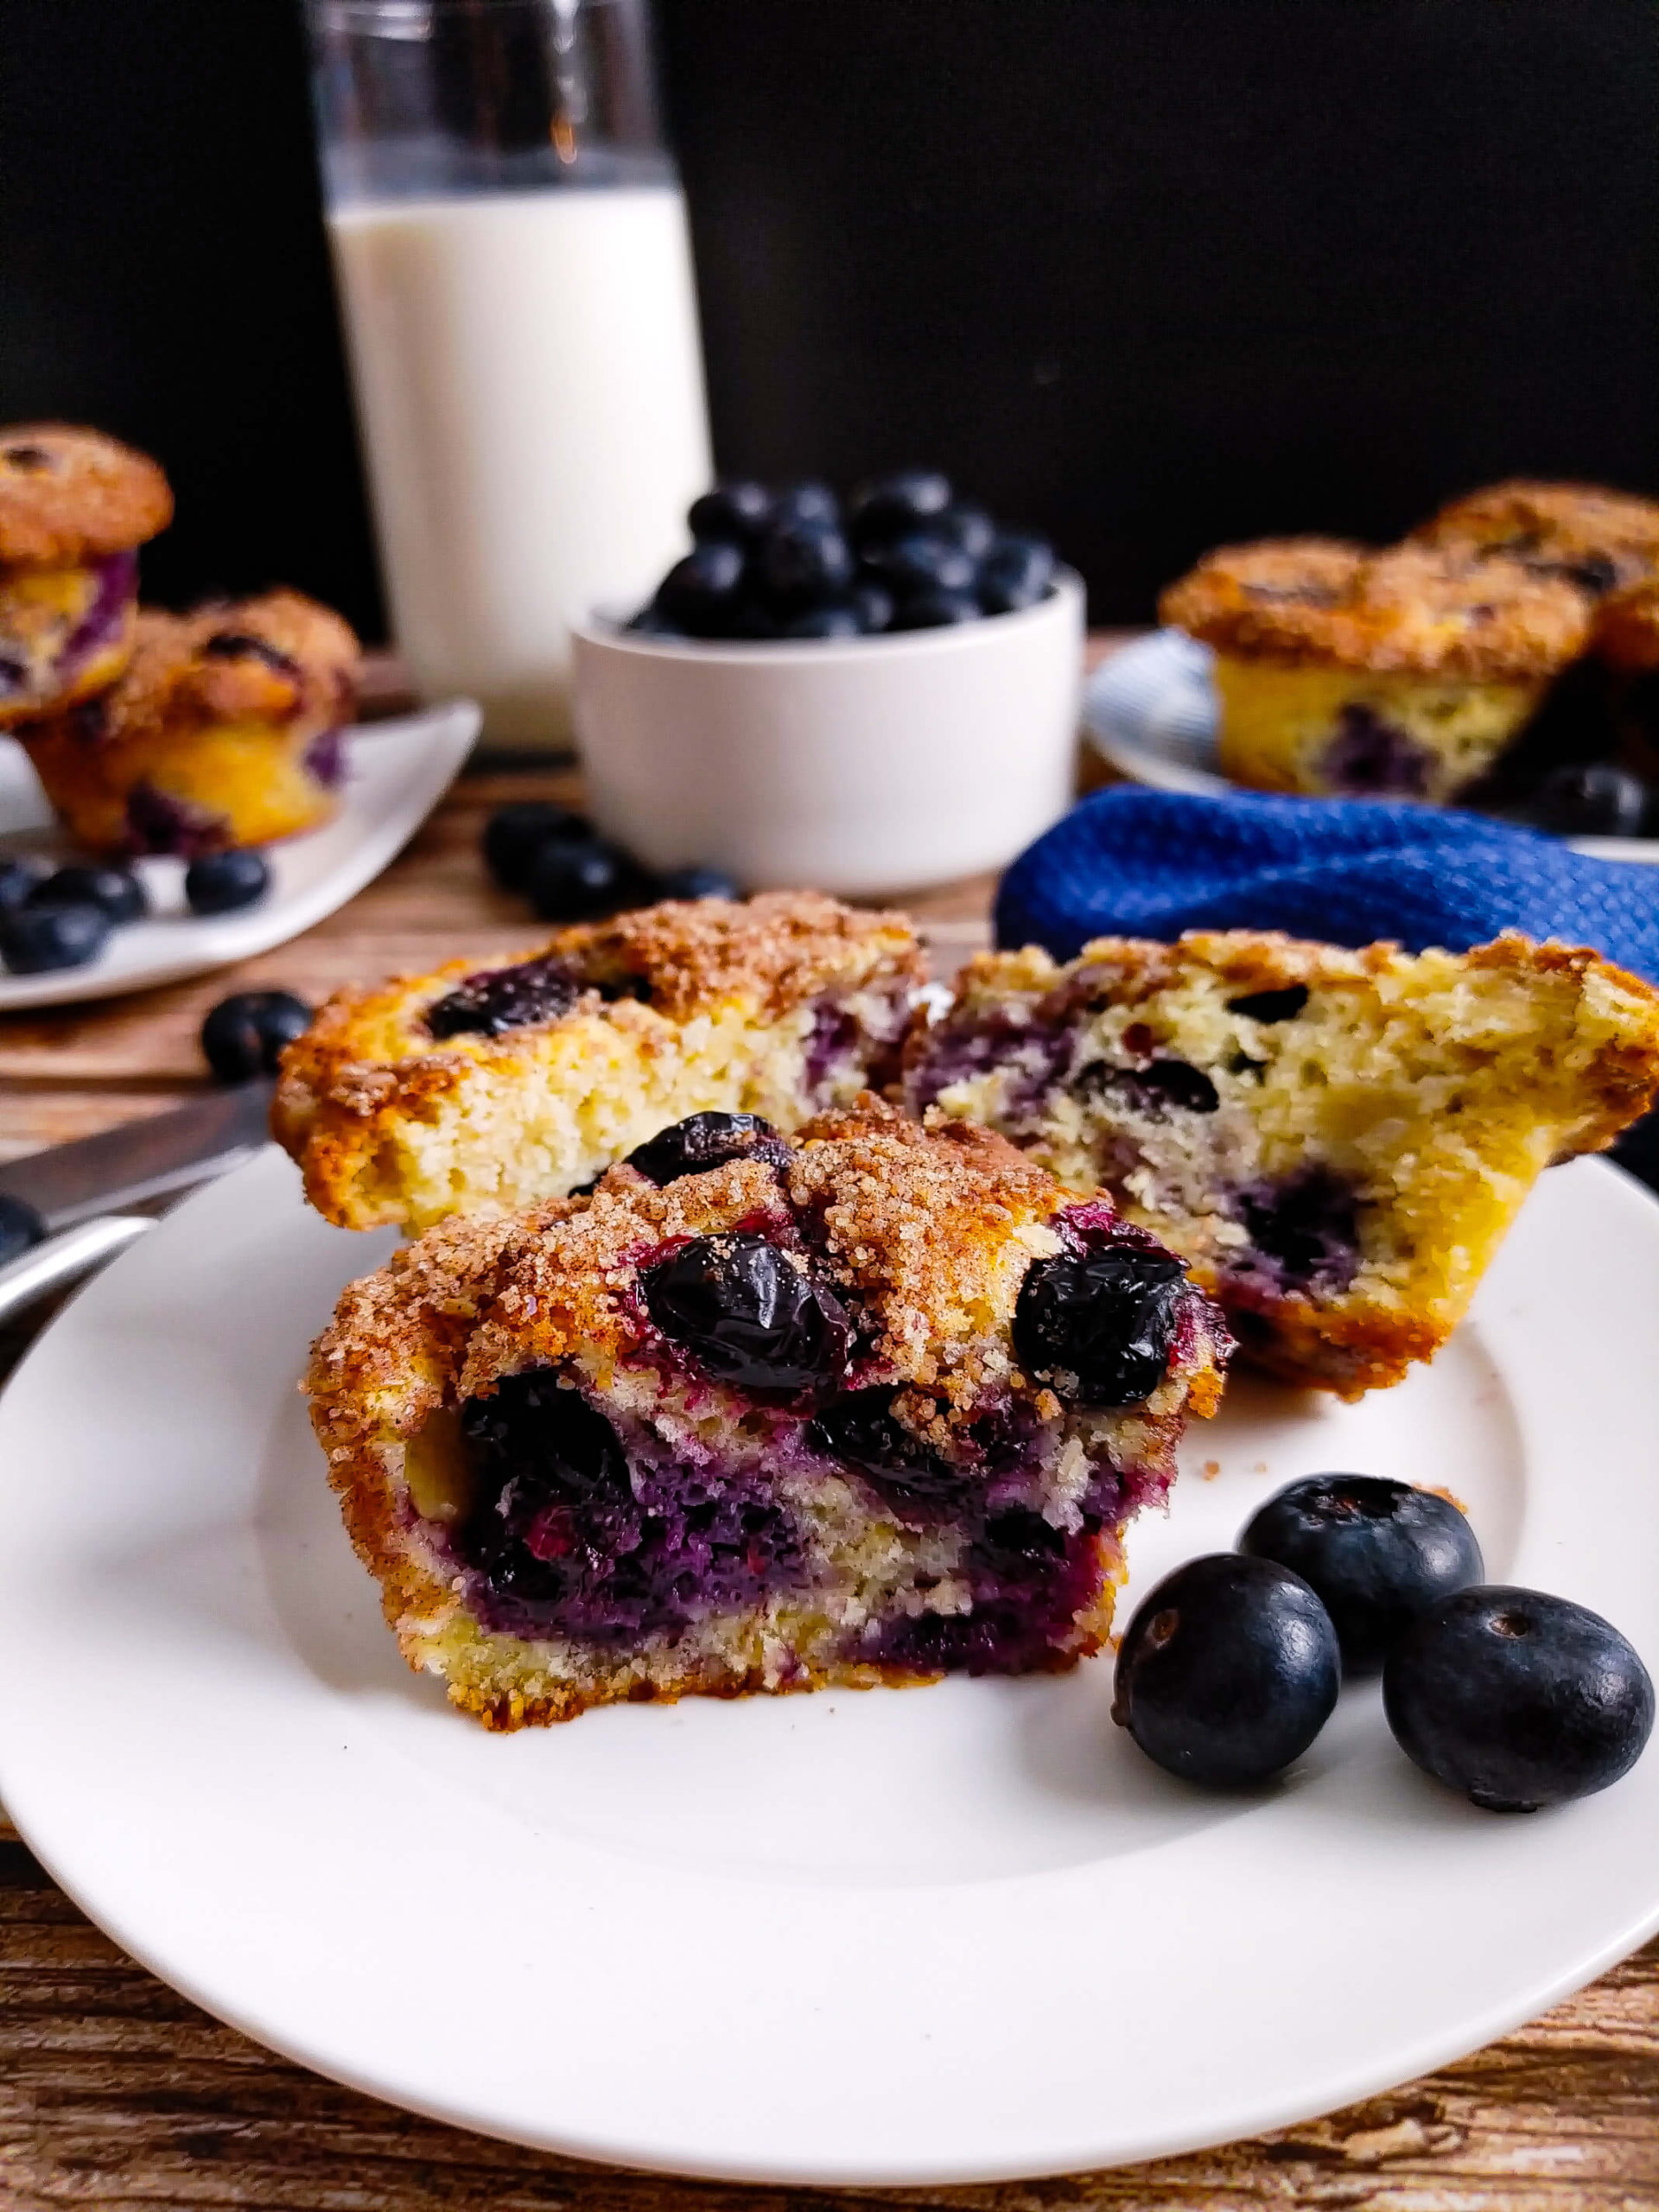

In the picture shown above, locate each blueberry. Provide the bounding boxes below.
[782,602,863,639]
[1530,762,1650,838]
[0,903,111,973]
[643,1231,850,1392]
[688,482,773,544]
[936,504,997,561]
[771,481,840,531]
[654,540,750,637]
[979,532,1057,614]
[425,951,584,1039]
[483,803,596,893]
[655,864,741,901]
[724,600,784,640]
[184,849,270,916]
[1083,1057,1219,1116]
[1013,1244,1186,1406]
[200,989,313,1082]
[625,606,688,639]
[867,532,980,597]
[27,864,147,925]
[850,581,895,633]
[891,587,982,630]
[526,837,633,921]
[0,855,47,911]
[808,1389,969,1519]
[1384,1586,1655,1811]
[758,519,854,607]
[1227,984,1310,1024]
[0,1192,46,1267]
[626,1111,789,1185]
[849,470,954,548]
[1240,1475,1484,1672]
[1114,1554,1341,1786]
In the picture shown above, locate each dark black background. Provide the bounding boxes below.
[5,0,1657,642]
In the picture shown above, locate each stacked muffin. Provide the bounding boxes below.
[2,425,360,857]
[1161,481,1659,809]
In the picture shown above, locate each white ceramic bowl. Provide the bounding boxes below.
[570,571,1084,895]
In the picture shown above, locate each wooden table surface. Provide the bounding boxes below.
[0,697,1656,2209]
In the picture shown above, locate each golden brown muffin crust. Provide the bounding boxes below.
[1413,480,1659,594]
[1162,539,1591,678]
[0,424,174,564]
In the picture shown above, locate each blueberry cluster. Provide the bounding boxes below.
[482,799,737,924]
[1112,1473,1654,1810]
[0,848,271,975]
[628,470,1057,642]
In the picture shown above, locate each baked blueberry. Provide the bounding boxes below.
[0,901,111,973]
[1114,1554,1341,1785]
[1084,1058,1219,1116]
[525,837,634,922]
[184,848,270,915]
[783,602,862,639]
[1228,984,1311,1024]
[808,1388,969,1518]
[758,519,855,607]
[0,1192,46,1267]
[868,533,979,597]
[772,482,840,531]
[979,533,1056,613]
[0,855,47,911]
[656,864,741,900]
[27,863,147,925]
[1013,1244,1187,1405]
[688,482,773,544]
[1529,762,1649,837]
[892,587,981,630]
[849,469,954,548]
[1240,1474,1484,1671]
[654,540,749,636]
[425,950,584,1039]
[643,1230,850,1391]
[483,802,596,893]
[1385,1586,1654,1810]
[624,1111,789,1185]
[200,988,313,1082]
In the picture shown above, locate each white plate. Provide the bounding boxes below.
[1084,630,1659,864]
[0,700,480,1008]
[0,1148,1656,2185]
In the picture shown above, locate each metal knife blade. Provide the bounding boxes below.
[0,1077,276,1230]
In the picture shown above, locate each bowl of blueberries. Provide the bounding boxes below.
[571,469,1084,895]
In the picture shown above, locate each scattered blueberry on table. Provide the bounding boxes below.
[200,989,314,1083]
[481,804,738,924]
[0,901,111,974]
[184,848,270,916]
[627,471,1057,640]
[1240,1473,1484,1672]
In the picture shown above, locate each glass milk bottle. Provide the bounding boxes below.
[305,0,711,745]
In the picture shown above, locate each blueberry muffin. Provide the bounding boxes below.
[17,590,360,855]
[902,929,1659,1398]
[306,1103,1230,1728]
[1413,480,1659,598]
[0,425,172,727]
[274,893,927,1233]
[1162,540,1592,802]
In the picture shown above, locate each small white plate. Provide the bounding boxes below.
[0,1149,1656,2180]
[1084,630,1659,864]
[0,700,480,1008]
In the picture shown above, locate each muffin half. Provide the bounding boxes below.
[902,929,1659,1397]
[306,1103,1230,1728]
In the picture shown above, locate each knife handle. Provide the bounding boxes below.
[0,1215,155,1328]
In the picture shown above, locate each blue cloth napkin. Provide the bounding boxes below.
[995,790,1659,984]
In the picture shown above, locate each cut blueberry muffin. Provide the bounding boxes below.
[306,1103,1230,1728]
[1162,540,1592,803]
[274,893,927,1233]
[1413,480,1659,599]
[903,930,1659,1397]
[17,590,360,855]
[0,425,173,727]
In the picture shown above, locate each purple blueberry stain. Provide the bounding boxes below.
[302,728,348,790]
[1320,703,1433,798]
[124,782,231,858]
[1230,1167,1362,1296]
